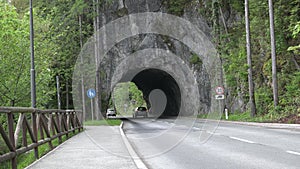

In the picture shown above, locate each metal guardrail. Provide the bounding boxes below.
[0,107,83,169]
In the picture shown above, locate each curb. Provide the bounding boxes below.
[202,119,300,129]
[119,122,149,169]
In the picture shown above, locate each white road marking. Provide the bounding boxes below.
[286,150,300,156]
[206,131,221,136]
[193,127,201,130]
[119,122,149,169]
[229,136,255,144]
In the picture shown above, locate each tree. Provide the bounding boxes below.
[268,0,278,107]
[0,1,55,107]
[35,0,94,109]
[245,0,256,117]
[70,0,89,120]
[0,2,29,106]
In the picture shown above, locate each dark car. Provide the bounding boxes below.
[133,107,148,118]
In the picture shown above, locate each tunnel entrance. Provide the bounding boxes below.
[109,48,202,117]
[132,68,181,117]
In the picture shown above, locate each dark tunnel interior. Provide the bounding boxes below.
[132,68,181,117]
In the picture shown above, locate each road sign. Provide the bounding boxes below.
[215,86,224,95]
[87,88,96,99]
[215,94,225,100]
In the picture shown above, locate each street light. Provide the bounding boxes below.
[30,0,36,108]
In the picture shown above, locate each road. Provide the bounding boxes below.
[123,118,300,169]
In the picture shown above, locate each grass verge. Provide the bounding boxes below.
[84,119,122,126]
[198,111,299,124]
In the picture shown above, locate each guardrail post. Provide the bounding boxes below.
[7,112,17,169]
[57,111,62,143]
[22,115,28,147]
[64,113,69,139]
[71,112,76,134]
[38,114,44,140]
[32,111,39,159]
[66,111,70,132]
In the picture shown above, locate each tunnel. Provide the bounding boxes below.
[108,48,202,118]
[132,68,181,117]
[72,13,224,120]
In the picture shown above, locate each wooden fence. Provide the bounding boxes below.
[0,107,83,169]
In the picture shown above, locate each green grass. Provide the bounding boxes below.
[17,131,80,169]
[198,111,292,123]
[197,114,208,119]
[225,112,251,121]
[83,119,122,126]
[219,111,288,123]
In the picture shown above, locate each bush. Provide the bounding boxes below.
[255,87,273,114]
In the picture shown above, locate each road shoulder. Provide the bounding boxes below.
[26,126,138,169]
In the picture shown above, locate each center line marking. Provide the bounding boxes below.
[229,136,255,144]
[207,131,221,136]
[286,150,300,156]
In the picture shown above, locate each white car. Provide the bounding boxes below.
[106,108,116,118]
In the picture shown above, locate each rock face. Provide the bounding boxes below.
[91,0,224,117]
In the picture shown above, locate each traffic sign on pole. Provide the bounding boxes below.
[87,88,96,121]
[215,86,224,95]
[87,88,96,99]
[215,94,225,100]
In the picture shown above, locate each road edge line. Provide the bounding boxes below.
[286,150,300,156]
[119,122,149,169]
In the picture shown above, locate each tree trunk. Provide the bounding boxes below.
[96,0,101,120]
[93,0,102,120]
[66,80,69,109]
[292,54,300,70]
[212,0,220,45]
[245,0,256,117]
[79,15,86,122]
[268,0,279,107]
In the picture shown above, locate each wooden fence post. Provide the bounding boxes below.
[32,111,39,159]
[7,112,17,169]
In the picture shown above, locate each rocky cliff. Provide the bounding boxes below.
[81,0,241,116]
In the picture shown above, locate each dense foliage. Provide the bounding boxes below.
[218,0,300,117]
[0,1,54,107]
[0,0,95,109]
[112,82,146,116]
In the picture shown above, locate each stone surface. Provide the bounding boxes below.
[72,0,238,118]
[94,1,215,115]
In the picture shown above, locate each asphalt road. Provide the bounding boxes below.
[123,118,300,169]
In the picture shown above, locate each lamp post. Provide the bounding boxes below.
[30,0,36,108]
[29,0,39,159]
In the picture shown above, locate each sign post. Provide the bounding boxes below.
[87,88,96,121]
[225,108,228,120]
[215,86,225,99]
[215,86,227,119]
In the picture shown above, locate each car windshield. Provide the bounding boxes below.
[137,107,147,111]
